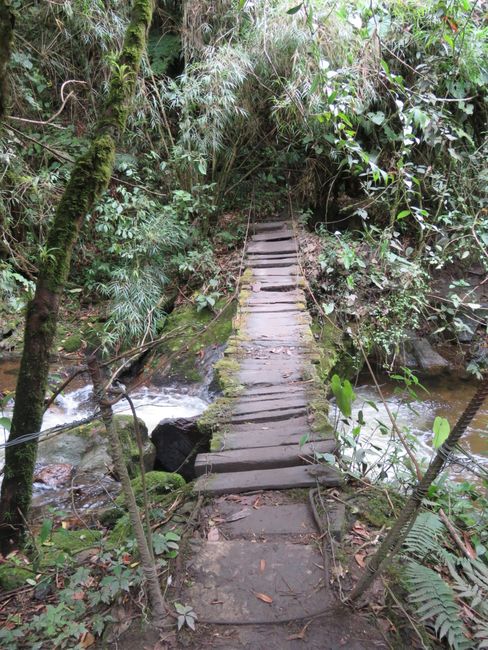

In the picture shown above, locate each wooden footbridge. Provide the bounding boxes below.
[194,218,341,493]
[178,220,385,648]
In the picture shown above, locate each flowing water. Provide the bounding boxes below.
[0,358,208,512]
[346,375,487,482]
[1,358,486,507]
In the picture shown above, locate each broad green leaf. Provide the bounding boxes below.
[287,3,303,14]
[396,209,411,220]
[0,417,11,431]
[368,111,385,125]
[330,374,355,418]
[432,416,450,448]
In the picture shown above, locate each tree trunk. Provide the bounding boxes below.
[87,358,166,624]
[0,0,156,554]
[0,0,14,119]
[348,378,488,602]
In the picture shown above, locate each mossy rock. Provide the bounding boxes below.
[154,299,236,384]
[357,490,406,528]
[61,334,83,353]
[0,565,33,590]
[71,414,150,479]
[49,528,102,554]
[114,470,186,507]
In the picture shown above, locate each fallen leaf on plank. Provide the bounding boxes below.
[207,527,219,541]
[255,592,273,604]
[259,559,266,573]
[225,508,251,523]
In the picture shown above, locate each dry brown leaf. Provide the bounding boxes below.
[207,527,219,541]
[352,521,370,539]
[354,552,367,568]
[255,592,273,604]
[259,559,266,573]
[80,631,95,648]
[72,591,85,601]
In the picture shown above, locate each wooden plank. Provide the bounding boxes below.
[247,240,297,255]
[194,440,335,475]
[232,395,308,416]
[229,406,307,424]
[245,291,304,304]
[251,266,299,276]
[252,221,291,232]
[247,258,298,268]
[184,540,334,622]
[217,428,329,451]
[194,464,343,495]
[250,231,294,242]
[225,415,311,437]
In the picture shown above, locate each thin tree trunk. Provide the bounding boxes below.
[87,358,166,624]
[0,0,156,554]
[348,378,488,602]
[0,0,13,119]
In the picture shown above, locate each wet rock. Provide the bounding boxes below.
[37,414,150,480]
[151,416,209,480]
[34,463,74,487]
[409,338,450,376]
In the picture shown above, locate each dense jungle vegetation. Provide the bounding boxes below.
[0,1,487,648]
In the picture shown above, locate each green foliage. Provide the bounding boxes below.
[405,561,470,650]
[432,416,451,449]
[316,227,429,363]
[175,602,197,631]
[403,511,445,559]
[147,32,180,75]
[0,262,34,312]
[330,373,355,418]
[0,510,183,648]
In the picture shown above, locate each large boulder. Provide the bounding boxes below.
[37,414,154,481]
[151,416,209,480]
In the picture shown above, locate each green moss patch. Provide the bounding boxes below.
[115,470,186,507]
[0,565,33,591]
[49,528,102,554]
[155,298,236,383]
[61,334,83,352]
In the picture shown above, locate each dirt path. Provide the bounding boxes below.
[180,219,387,648]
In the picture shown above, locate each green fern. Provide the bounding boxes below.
[403,512,445,559]
[449,557,488,616]
[405,561,470,650]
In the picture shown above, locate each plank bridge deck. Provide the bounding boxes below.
[194,218,341,494]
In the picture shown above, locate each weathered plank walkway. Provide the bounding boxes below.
[194,218,341,492]
[183,219,386,648]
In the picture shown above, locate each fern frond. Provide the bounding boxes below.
[448,558,488,617]
[405,561,470,650]
[403,512,445,559]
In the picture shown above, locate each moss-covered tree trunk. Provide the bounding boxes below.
[0,0,14,119]
[0,0,155,554]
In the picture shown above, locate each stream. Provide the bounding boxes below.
[0,358,208,515]
[1,359,487,513]
[345,375,487,483]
